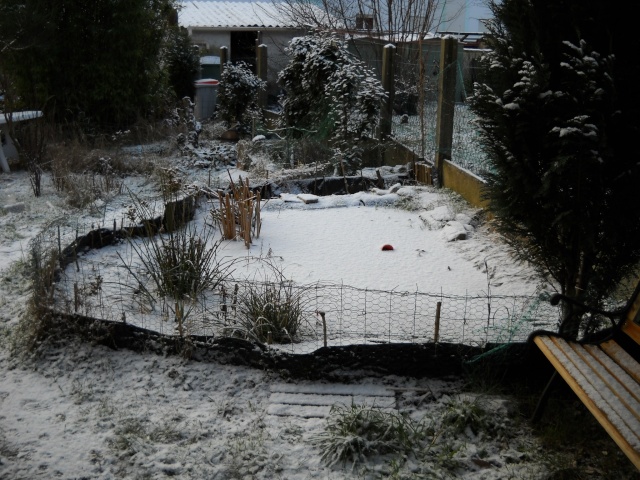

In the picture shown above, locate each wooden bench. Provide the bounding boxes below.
[530,280,640,470]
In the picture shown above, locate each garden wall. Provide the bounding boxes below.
[442,159,488,209]
[362,139,489,212]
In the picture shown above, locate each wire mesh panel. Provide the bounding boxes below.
[31,216,559,353]
[31,213,562,355]
[389,48,492,178]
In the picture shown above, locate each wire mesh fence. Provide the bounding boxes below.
[389,49,492,178]
[30,218,561,355]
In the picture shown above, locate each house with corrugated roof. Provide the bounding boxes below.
[179,0,325,91]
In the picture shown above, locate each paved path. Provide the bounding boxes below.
[268,383,397,418]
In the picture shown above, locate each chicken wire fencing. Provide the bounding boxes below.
[389,53,492,178]
[30,219,561,355]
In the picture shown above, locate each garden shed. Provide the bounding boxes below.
[179,1,327,92]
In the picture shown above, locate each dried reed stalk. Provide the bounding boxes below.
[216,175,262,248]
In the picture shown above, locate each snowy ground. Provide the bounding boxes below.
[0,131,598,479]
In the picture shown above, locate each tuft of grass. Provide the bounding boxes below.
[232,264,311,344]
[440,394,490,436]
[123,222,229,302]
[312,403,430,469]
[9,239,60,356]
[109,417,148,456]
[119,191,235,338]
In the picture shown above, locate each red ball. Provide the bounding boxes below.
[381,244,394,251]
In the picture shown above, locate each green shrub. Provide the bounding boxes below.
[217,62,265,127]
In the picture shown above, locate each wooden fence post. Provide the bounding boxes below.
[379,43,396,140]
[257,44,268,109]
[434,301,442,342]
[219,46,228,76]
[434,37,458,188]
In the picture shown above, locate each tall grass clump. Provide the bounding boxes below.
[10,232,60,355]
[235,279,308,344]
[211,175,261,248]
[229,262,310,344]
[119,193,234,336]
[312,404,430,469]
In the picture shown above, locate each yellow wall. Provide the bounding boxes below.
[443,160,489,209]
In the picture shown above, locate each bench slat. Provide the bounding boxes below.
[573,344,640,423]
[601,340,640,384]
[585,344,640,406]
[552,338,640,442]
[535,336,640,469]
[623,319,640,345]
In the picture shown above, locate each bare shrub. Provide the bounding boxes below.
[153,165,184,202]
[48,139,125,208]
[12,115,51,197]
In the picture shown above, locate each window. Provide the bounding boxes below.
[355,14,374,30]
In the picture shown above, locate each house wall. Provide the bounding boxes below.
[437,0,492,33]
[189,28,307,97]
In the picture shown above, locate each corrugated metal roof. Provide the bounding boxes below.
[179,1,305,29]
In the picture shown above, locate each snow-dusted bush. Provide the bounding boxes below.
[278,33,386,174]
[163,26,200,101]
[217,62,266,128]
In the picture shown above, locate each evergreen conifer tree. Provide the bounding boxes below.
[0,0,183,129]
[470,0,640,337]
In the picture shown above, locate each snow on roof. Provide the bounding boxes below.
[179,1,312,29]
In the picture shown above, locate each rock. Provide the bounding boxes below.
[280,193,303,203]
[429,205,455,222]
[2,202,26,214]
[441,221,468,241]
[388,183,402,194]
[220,128,240,141]
[297,194,319,204]
[455,213,472,224]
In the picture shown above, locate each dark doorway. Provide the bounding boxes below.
[230,31,257,72]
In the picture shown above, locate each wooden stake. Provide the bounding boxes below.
[320,311,327,348]
[57,226,62,267]
[434,301,441,343]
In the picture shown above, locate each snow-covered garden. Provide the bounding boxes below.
[1,3,638,475]
[1,121,634,478]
